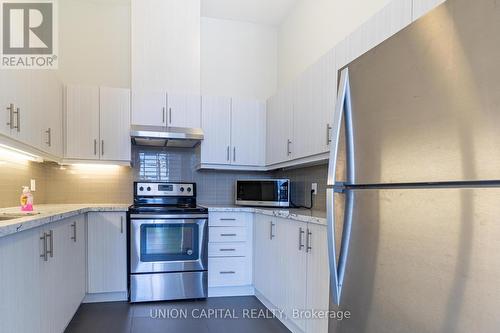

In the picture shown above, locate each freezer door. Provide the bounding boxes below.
[346,0,500,184]
[329,188,500,333]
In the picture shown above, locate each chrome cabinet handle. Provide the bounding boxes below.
[306,229,312,253]
[46,230,53,257]
[6,104,14,129]
[40,233,47,261]
[326,124,332,145]
[233,147,236,162]
[94,139,97,155]
[220,271,236,275]
[120,216,124,234]
[269,221,275,240]
[226,146,230,161]
[169,107,172,124]
[220,233,236,237]
[287,139,292,156]
[71,222,77,242]
[15,107,20,132]
[45,128,51,147]
[219,248,236,252]
[101,140,104,156]
[299,227,305,250]
[220,218,236,221]
[162,107,166,124]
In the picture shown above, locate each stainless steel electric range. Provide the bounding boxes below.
[128,182,208,302]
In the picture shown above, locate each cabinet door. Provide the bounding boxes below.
[0,227,42,333]
[266,89,292,165]
[167,93,201,128]
[32,71,63,156]
[0,70,32,142]
[282,220,308,331]
[231,98,266,166]
[65,85,100,160]
[100,87,131,161]
[200,95,231,165]
[305,223,330,333]
[253,214,274,301]
[65,215,86,323]
[131,90,167,126]
[87,212,127,293]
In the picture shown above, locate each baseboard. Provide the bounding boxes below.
[254,289,305,333]
[208,285,255,297]
[83,292,128,303]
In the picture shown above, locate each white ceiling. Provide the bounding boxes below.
[201,0,298,26]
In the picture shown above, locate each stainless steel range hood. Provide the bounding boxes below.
[130,125,204,148]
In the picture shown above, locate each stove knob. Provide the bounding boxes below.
[139,186,144,192]
[180,187,185,192]
[187,187,192,192]
[147,187,151,191]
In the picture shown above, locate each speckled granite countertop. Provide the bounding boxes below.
[200,204,327,226]
[0,204,129,238]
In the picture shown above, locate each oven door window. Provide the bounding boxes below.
[140,223,199,262]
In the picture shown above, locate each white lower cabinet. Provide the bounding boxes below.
[87,212,127,294]
[254,215,330,333]
[0,215,86,333]
[208,212,253,296]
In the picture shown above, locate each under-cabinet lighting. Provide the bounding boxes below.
[0,144,43,162]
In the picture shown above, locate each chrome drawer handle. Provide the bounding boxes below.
[220,233,237,237]
[220,218,236,221]
[220,271,236,275]
[219,248,236,252]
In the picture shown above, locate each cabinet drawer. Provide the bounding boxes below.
[208,257,249,287]
[209,212,250,227]
[209,227,247,242]
[208,242,247,257]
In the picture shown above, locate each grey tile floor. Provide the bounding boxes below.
[65,296,291,333]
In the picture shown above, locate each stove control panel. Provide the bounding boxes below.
[136,182,194,197]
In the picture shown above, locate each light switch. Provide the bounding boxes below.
[30,179,36,192]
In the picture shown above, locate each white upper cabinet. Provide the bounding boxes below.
[65,85,100,160]
[200,96,265,169]
[201,96,231,165]
[65,85,131,163]
[167,93,201,128]
[266,85,294,166]
[231,98,266,166]
[32,71,63,157]
[99,87,131,162]
[0,71,34,144]
[131,90,167,126]
[131,0,201,128]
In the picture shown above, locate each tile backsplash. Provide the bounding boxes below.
[0,146,328,210]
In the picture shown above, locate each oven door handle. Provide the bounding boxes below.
[129,214,208,219]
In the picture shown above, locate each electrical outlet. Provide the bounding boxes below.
[311,183,318,195]
[30,179,36,192]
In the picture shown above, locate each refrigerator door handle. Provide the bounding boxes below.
[327,67,355,306]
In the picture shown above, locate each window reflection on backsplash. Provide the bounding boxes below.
[132,146,328,209]
[132,146,271,205]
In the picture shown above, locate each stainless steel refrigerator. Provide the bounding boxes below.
[327,0,500,332]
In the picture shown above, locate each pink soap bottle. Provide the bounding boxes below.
[20,186,34,212]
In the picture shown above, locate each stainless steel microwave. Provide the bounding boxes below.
[235,179,290,207]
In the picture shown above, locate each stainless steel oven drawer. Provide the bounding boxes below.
[130,271,207,302]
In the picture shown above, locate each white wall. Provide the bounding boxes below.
[278,0,394,88]
[58,0,131,88]
[201,17,277,101]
